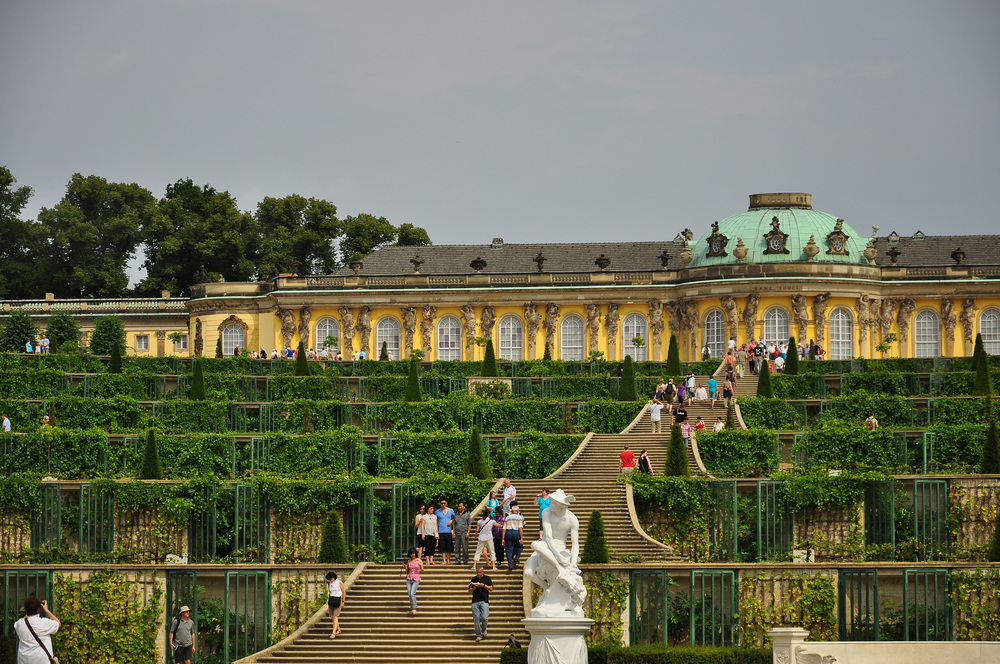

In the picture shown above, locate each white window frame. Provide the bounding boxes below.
[222,325,245,356]
[315,317,341,351]
[704,310,726,358]
[376,317,401,360]
[621,313,648,361]
[914,310,940,358]
[436,316,462,361]
[560,315,585,361]
[498,315,523,361]
[828,307,853,360]
[980,308,1000,355]
[173,334,188,351]
[135,334,149,352]
[763,307,791,345]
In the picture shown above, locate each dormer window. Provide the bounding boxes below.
[825,218,850,255]
[705,221,729,257]
[762,216,790,255]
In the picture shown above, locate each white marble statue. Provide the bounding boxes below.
[524,489,587,617]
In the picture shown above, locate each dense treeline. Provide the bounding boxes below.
[0,166,431,299]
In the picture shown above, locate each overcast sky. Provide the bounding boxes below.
[3,1,999,247]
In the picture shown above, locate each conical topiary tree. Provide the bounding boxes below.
[989,509,1000,562]
[463,427,490,479]
[618,355,638,401]
[405,356,423,402]
[580,511,611,563]
[757,358,774,398]
[215,336,223,358]
[317,510,351,564]
[665,334,682,376]
[542,341,552,361]
[294,341,310,376]
[785,336,799,375]
[482,339,499,377]
[972,333,986,373]
[379,341,389,361]
[301,403,315,434]
[973,351,994,397]
[664,424,689,476]
[981,399,1000,474]
[140,429,163,480]
[109,339,123,374]
[190,358,206,400]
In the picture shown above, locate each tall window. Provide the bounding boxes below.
[763,308,790,345]
[222,324,245,356]
[376,318,401,359]
[135,335,149,352]
[914,310,940,358]
[981,308,1000,355]
[621,313,648,361]
[704,311,725,358]
[560,315,585,361]
[437,316,462,361]
[828,308,853,360]
[498,316,523,361]
[315,317,340,351]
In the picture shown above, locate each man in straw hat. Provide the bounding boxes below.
[169,605,196,664]
[523,489,587,617]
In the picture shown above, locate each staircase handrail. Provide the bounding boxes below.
[624,482,676,555]
[232,562,368,663]
[688,431,711,477]
[623,401,653,434]
[468,476,507,520]
[544,431,595,481]
[732,397,749,430]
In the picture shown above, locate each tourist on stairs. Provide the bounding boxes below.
[405,548,424,616]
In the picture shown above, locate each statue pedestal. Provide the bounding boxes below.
[522,617,593,664]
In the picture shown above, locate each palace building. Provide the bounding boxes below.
[5,193,1000,361]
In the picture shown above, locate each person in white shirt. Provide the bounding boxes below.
[648,399,663,433]
[773,355,785,372]
[2,415,10,432]
[14,596,59,664]
[713,417,725,432]
[501,478,517,515]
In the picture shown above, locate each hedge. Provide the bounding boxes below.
[696,429,780,477]
[735,398,800,430]
[500,646,770,664]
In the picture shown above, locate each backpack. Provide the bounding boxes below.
[664,383,675,396]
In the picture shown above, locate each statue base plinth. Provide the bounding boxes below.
[522,616,594,664]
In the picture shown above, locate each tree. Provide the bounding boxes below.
[664,424,690,476]
[254,194,340,276]
[379,341,389,362]
[137,179,258,296]
[481,339,499,377]
[757,358,774,398]
[190,359,206,400]
[109,340,123,373]
[989,506,1000,562]
[317,511,350,564]
[463,427,490,479]
[980,399,1000,474]
[89,316,126,356]
[36,174,154,297]
[405,356,423,402]
[140,429,163,480]
[301,403,315,434]
[0,166,44,299]
[618,356,638,401]
[785,336,799,375]
[579,511,611,564]
[45,311,81,352]
[395,223,432,247]
[294,341,310,376]
[215,336,223,359]
[665,334,681,376]
[972,333,986,373]
[339,213,397,265]
[0,310,38,352]
[542,341,552,361]
[973,352,994,397]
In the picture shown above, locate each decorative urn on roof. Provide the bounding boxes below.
[349,260,364,274]
[732,238,748,263]
[594,254,611,270]
[803,235,820,262]
[679,242,693,267]
[470,256,487,273]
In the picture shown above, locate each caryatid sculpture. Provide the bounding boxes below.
[480,305,496,340]
[544,303,561,356]
[960,297,977,346]
[401,306,417,357]
[812,293,832,347]
[583,304,601,355]
[605,303,620,361]
[524,302,541,359]
[647,300,664,360]
[743,294,760,342]
[420,305,436,355]
[338,306,355,358]
[275,305,296,350]
[791,294,809,343]
[896,298,916,345]
[720,296,739,345]
[356,306,372,355]
[941,298,957,343]
[298,305,312,349]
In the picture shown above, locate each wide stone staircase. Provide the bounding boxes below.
[255,563,528,663]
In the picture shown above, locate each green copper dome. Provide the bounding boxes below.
[687,193,871,267]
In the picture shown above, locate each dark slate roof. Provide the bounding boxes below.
[334,241,684,276]
[874,235,1000,267]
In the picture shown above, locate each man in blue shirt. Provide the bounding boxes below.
[435,500,456,565]
[707,377,718,409]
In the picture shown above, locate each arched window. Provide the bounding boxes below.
[498,316,523,361]
[437,316,462,361]
[980,308,1000,355]
[914,310,940,358]
[376,317,401,360]
[621,313,648,361]
[314,317,340,351]
[763,307,790,345]
[560,315,585,361]
[828,308,853,360]
[222,324,245,357]
[704,311,726,358]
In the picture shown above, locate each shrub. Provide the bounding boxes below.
[140,429,163,479]
[580,510,611,563]
[543,342,552,361]
[463,427,490,479]
[215,336,223,358]
[189,359,206,400]
[317,510,350,563]
[736,397,800,430]
[405,356,423,402]
[697,429,779,477]
[301,403,315,434]
[380,341,389,361]
[482,340,499,377]
[973,352,994,396]
[294,341,310,376]
[664,424,689,476]
[973,333,986,373]
[756,359,773,398]
[981,400,1000,474]
[785,336,799,375]
[45,311,81,352]
[109,340,122,374]
[0,310,39,353]
[665,334,681,376]
[619,356,638,401]
[89,316,127,356]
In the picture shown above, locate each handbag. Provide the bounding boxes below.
[23,616,59,664]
